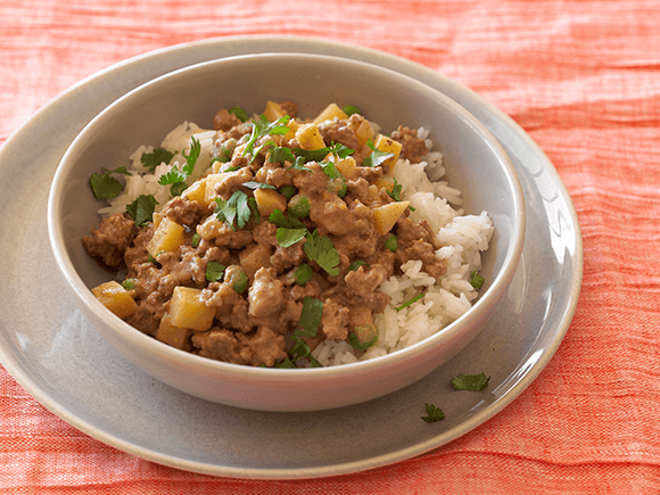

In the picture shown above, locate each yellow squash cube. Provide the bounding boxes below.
[253,188,287,218]
[239,243,272,279]
[156,313,192,350]
[181,177,207,205]
[169,286,215,331]
[312,103,348,125]
[91,281,139,319]
[373,134,403,170]
[333,156,358,180]
[352,118,375,147]
[147,217,185,257]
[372,201,410,236]
[295,123,326,151]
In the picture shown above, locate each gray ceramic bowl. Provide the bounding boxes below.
[47,53,525,412]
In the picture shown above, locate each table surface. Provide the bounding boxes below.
[1,0,659,493]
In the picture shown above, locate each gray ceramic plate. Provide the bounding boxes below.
[0,36,582,479]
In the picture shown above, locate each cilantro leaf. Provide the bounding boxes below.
[229,106,248,122]
[242,181,277,190]
[268,209,306,229]
[243,115,290,160]
[122,278,137,291]
[276,357,296,368]
[295,264,314,285]
[191,233,201,248]
[205,261,226,282]
[421,403,445,423]
[125,194,158,226]
[386,178,403,202]
[304,230,340,276]
[89,166,130,200]
[141,148,175,172]
[349,260,370,271]
[348,332,378,351]
[215,190,252,230]
[295,296,323,337]
[395,293,424,312]
[288,156,311,172]
[327,142,354,160]
[363,139,394,168]
[269,147,296,164]
[182,136,201,177]
[276,227,308,248]
[452,372,490,391]
[289,336,312,361]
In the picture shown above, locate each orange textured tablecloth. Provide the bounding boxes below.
[1,0,659,492]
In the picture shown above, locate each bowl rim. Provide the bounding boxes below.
[47,52,526,381]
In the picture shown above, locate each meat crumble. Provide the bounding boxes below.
[83,101,446,367]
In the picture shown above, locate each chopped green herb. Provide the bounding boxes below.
[276,357,296,368]
[147,253,159,265]
[395,293,424,312]
[470,271,485,289]
[140,148,175,172]
[268,209,306,229]
[421,403,445,423]
[288,156,311,172]
[452,372,490,391]
[327,142,354,160]
[269,147,296,164]
[289,336,312,361]
[229,106,249,122]
[384,235,398,252]
[125,194,158,226]
[215,190,253,230]
[363,139,394,168]
[89,166,130,200]
[295,264,314,285]
[205,261,226,282]
[276,227,307,248]
[304,230,341,277]
[386,178,403,201]
[343,105,361,116]
[279,184,297,200]
[158,136,201,196]
[121,278,137,291]
[295,296,323,337]
[242,181,277,190]
[232,270,248,294]
[191,233,201,248]
[243,115,290,160]
[348,332,378,351]
[349,260,370,271]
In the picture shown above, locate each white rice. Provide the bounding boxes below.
[98,122,494,367]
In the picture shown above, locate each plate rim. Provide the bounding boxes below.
[0,35,583,479]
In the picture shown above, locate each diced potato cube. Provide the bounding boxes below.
[156,313,192,350]
[263,100,286,122]
[181,177,207,205]
[295,123,326,151]
[147,217,185,257]
[239,243,272,280]
[372,200,410,235]
[334,156,358,180]
[263,101,297,140]
[169,286,215,331]
[253,188,287,218]
[91,281,139,319]
[353,118,375,147]
[373,134,403,170]
[312,103,348,125]
[375,177,395,193]
[203,172,233,206]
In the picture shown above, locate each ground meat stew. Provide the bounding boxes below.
[83,101,451,367]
